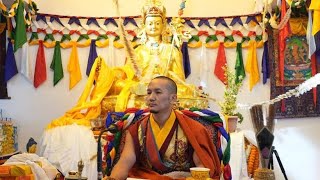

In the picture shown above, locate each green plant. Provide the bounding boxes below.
[219,66,244,123]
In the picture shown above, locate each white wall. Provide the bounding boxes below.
[34,0,258,17]
[0,0,319,179]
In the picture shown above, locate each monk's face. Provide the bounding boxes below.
[146,78,176,114]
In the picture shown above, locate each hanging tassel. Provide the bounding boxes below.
[223,164,232,180]
[181,41,191,78]
[245,41,260,91]
[4,38,18,82]
[68,42,82,89]
[50,41,64,86]
[214,43,227,85]
[18,44,33,83]
[235,43,245,84]
[34,40,47,88]
[13,0,27,52]
[86,39,98,76]
[261,41,269,84]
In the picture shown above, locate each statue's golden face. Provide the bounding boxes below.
[145,16,164,37]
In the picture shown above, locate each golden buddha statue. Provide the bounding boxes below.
[133,3,185,81]
[101,0,208,115]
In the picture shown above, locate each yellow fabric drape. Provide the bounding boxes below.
[76,39,91,47]
[131,41,138,49]
[245,40,261,91]
[289,18,307,35]
[188,41,202,48]
[192,41,241,49]
[43,41,56,48]
[205,41,220,48]
[61,40,89,48]
[224,41,237,48]
[30,38,264,50]
[113,63,136,111]
[60,41,73,49]
[29,40,56,48]
[257,40,264,48]
[28,40,38,46]
[0,1,18,17]
[310,0,320,35]
[113,41,124,48]
[29,38,138,49]
[150,110,176,149]
[95,39,109,48]
[46,57,115,129]
[9,164,33,176]
[67,41,82,90]
[114,80,135,111]
[0,2,8,11]
[61,39,110,48]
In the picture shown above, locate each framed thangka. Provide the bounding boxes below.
[268,28,320,119]
[276,36,311,86]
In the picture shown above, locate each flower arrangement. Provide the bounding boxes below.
[219,66,244,123]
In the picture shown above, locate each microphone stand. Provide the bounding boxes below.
[268,146,288,180]
[97,124,118,180]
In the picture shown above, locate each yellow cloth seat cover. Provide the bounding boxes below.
[0,164,35,179]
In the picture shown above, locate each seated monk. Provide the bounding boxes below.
[101,0,207,114]
[104,76,221,180]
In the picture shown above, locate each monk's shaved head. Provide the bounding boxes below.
[151,76,177,94]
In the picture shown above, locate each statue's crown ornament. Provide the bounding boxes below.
[142,0,166,22]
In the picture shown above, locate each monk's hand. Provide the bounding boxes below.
[103,177,117,180]
[163,171,191,178]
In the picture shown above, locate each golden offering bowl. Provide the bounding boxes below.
[68,171,77,176]
[190,167,210,180]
